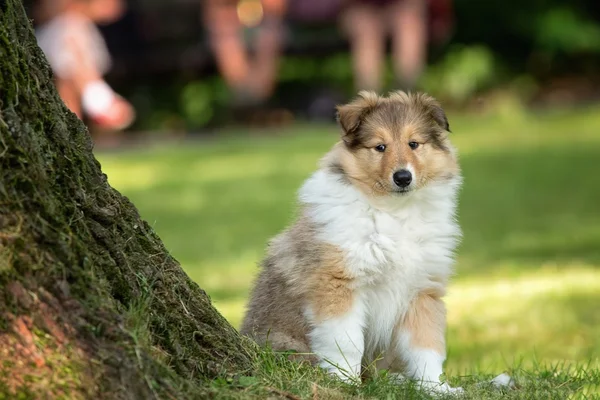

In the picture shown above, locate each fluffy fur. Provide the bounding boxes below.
[241,91,463,394]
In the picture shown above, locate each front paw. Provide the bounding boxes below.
[318,360,360,384]
[419,381,464,396]
[490,372,515,388]
[320,364,361,384]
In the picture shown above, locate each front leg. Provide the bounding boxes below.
[307,299,365,382]
[304,248,365,382]
[394,291,463,394]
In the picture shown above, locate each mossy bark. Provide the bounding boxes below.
[0,1,253,398]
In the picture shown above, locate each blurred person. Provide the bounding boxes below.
[340,0,453,92]
[35,0,135,130]
[203,0,287,105]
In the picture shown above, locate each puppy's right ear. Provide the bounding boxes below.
[336,91,380,145]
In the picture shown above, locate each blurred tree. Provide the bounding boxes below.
[0,1,252,398]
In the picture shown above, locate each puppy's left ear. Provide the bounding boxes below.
[417,93,451,132]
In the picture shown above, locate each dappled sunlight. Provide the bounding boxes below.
[185,152,322,185]
[101,146,324,200]
[132,188,209,214]
[448,266,600,310]
[184,253,262,328]
[213,298,247,328]
[187,156,282,184]
[446,266,600,372]
[103,161,168,191]
[500,228,600,265]
[184,251,261,295]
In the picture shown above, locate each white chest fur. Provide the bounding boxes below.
[300,170,461,359]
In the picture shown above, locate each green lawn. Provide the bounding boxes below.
[98,106,600,398]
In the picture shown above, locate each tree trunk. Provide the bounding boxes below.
[0,1,253,398]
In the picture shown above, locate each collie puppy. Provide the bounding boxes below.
[241,91,463,394]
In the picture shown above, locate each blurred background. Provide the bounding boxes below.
[26,0,600,376]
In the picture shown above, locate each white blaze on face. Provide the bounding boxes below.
[406,163,417,188]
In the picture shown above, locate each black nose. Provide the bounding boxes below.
[393,169,412,188]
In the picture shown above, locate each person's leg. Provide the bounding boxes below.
[55,78,82,118]
[248,0,286,101]
[390,0,427,90]
[204,0,251,95]
[340,3,386,92]
[86,0,125,24]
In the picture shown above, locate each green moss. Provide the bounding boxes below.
[0,1,253,398]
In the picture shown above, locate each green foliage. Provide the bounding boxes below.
[180,80,215,128]
[420,45,498,104]
[180,78,233,129]
[535,7,600,54]
[279,56,320,82]
[279,53,354,86]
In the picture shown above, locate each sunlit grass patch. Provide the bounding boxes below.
[446,265,600,372]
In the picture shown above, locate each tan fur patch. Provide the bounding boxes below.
[307,244,354,322]
[400,292,446,354]
[240,213,354,359]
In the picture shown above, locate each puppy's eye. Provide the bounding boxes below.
[408,141,419,150]
[375,144,387,152]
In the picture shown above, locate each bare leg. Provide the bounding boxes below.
[341,4,385,92]
[204,1,250,94]
[249,13,285,100]
[55,78,82,118]
[390,0,427,90]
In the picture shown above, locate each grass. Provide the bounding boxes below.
[98,104,600,398]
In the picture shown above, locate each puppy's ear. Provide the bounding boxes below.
[416,93,450,132]
[336,91,380,143]
[430,102,450,133]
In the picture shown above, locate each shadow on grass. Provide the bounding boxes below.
[459,144,600,273]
